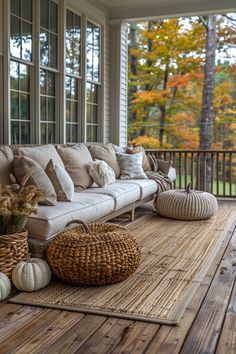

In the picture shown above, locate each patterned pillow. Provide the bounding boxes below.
[116,152,148,180]
[45,159,74,202]
[87,160,116,187]
[124,146,151,171]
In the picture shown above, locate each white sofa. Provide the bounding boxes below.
[0,144,176,254]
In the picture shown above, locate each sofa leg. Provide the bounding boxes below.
[130,208,135,222]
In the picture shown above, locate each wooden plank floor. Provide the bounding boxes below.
[0,200,236,354]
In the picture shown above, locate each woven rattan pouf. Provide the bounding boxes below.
[46,220,141,286]
[155,183,218,220]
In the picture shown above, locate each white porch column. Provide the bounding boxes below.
[110,23,128,146]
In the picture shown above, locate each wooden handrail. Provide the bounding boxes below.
[145,149,236,198]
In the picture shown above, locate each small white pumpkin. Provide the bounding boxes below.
[12,258,51,292]
[0,273,11,301]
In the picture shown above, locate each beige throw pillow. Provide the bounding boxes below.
[13,156,57,206]
[88,160,116,187]
[45,159,74,202]
[0,147,14,184]
[18,145,64,170]
[57,144,93,191]
[88,143,120,178]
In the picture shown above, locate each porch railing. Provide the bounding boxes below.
[145,150,236,198]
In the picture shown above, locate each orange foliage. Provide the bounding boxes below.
[130,135,160,149]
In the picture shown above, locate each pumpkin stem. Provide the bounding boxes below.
[186,183,192,194]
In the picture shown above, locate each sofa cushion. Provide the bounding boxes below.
[83,182,140,210]
[118,179,158,199]
[13,156,57,206]
[45,159,74,202]
[57,144,93,191]
[88,143,120,178]
[18,145,64,170]
[26,193,115,241]
[0,146,14,184]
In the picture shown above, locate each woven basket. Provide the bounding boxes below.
[47,220,141,286]
[155,183,218,220]
[0,230,29,278]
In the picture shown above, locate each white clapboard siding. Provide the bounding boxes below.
[103,22,111,143]
[119,25,128,146]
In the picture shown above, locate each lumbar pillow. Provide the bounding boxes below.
[57,144,93,191]
[18,144,64,170]
[13,156,57,206]
[45,159,74,202]
[116,152,148,180]
[0,147,14,184]
[87,160,116,187]
[88,143,120,178]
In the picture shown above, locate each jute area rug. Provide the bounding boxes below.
[10,208,235,325]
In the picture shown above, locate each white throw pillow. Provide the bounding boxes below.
[87,160,116,187]
[45,159,74,202]
[116,152,148,180]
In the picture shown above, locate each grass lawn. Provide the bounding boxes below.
[174,174,236,196]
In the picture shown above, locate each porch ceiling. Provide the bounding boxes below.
[90,0,236,22]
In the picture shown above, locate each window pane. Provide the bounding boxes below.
[10,16,21,58]
[11,0,21,16]
[48,97,55,121]
[87,104,97,124]
[40,31,49,66]
[47,71,55,96]
[21,122,30,144]
[41,123,47,144]
[22,0,32,22]
[20,93,30,119]
[22,21,32,61]
[87,125,97,142]
[50,1,57,33]
[71,78,77,99]
[66,124,71,142]
[66,101,71,122]
[11,92,19,119]
[66,76,72,99]
[40,96,47,121]
[49,33,57,68]
[86,22,100,82]
[11,121,20,144]
[20,64,30,92]
[66,10,81,75]
[72,125,77,142]
[48,123,55,143]
[71,101,77,122]
[10,61,19,90]
[40,69,47,95]
[40,0,49,29]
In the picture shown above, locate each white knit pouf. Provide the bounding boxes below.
[155,183,218,220]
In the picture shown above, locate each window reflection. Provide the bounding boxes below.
[66,10,81,75]
[86,22,100,83]
[10,61,31,143]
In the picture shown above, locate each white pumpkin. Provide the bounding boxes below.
[0,273,11,301]
[12,258,51,292]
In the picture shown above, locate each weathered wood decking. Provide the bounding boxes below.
[0,200,236,354]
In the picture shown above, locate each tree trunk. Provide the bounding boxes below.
[199,15,217,191]
[159,61,169,147]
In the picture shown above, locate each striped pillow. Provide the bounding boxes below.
[116,152,148,180]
